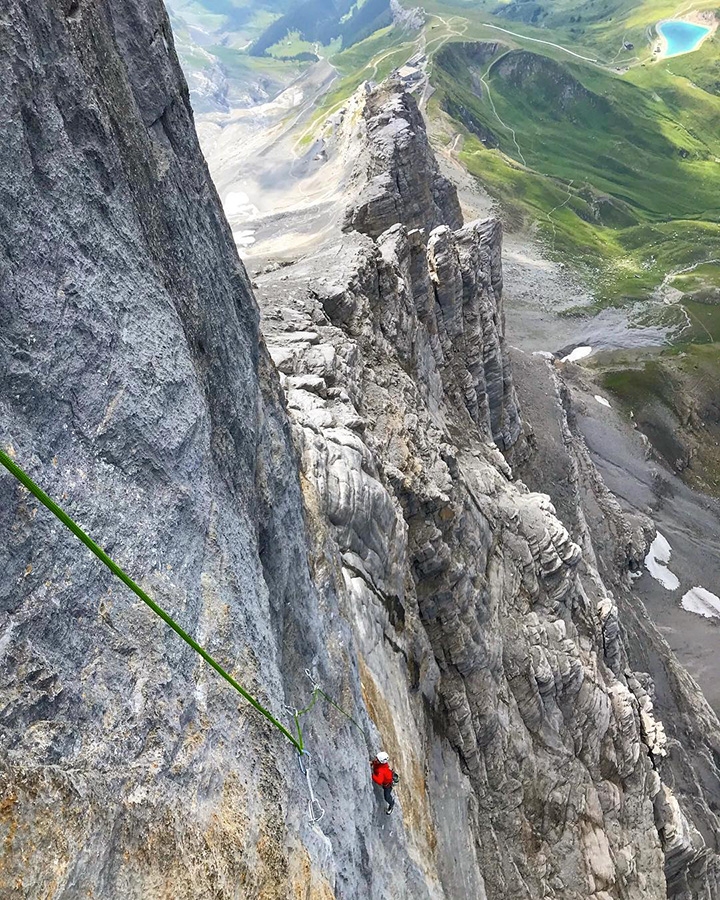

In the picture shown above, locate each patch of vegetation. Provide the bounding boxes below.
[295,27,415,148]
[439,45,720,219]
[670,264,720,301]
[602,357,692,474]
[602,358,673,408]
[432,37,720,305]
[662,38,720,96]
[412,0,718,59]
[331,23,405,75]
[167,0,295,41]
[209,42,305,83]
[597,343,720,495]
[265,29,316,58]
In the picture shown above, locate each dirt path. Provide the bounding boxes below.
[478,21,654,70]
[478,53,526,166]
[479,22,598,62]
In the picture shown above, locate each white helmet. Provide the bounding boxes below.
[376,751,389,764]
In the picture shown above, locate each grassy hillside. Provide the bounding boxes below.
[431,30,720,305]
[406,0,719,59]
[293,25,418,148]
[249,0,392,56]
[166,1,720,310]
[590,343,720,495]
[166,0,411,114]
[167,0,294,44]
[416,0,720,490]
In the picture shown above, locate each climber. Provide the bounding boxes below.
[371,751,398,815]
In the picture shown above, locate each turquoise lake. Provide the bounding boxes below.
[658,19,711,57]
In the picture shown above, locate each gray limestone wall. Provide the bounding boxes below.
[0,2,408,897]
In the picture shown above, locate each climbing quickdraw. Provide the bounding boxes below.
[296,668,367,745]
[298,751,325,824]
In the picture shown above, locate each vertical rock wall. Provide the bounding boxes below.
[0,1,369,896]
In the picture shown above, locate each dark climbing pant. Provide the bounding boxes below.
[383,786,394,811]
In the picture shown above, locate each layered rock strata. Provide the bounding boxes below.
[511,348,720,898]
[255,80,720,899]
[344,85,463,239]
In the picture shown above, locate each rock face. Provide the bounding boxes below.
[255,79,720,900]
[344,84,463,239]
[0,1,373,896]
[2,6,720,900]
[510,351,720,899]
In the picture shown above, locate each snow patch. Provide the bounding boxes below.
[594,395,611,408]
[681,586,720,619]
[644,531,680,591]
[224,191,260,221]
[233,229,256,248]
[562,345,593,363]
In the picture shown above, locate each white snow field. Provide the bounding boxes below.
[681,586,720,619]
[644,531,680,591]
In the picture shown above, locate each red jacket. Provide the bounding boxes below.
[371,760,394,787]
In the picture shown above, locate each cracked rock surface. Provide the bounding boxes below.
[256,80,720,900]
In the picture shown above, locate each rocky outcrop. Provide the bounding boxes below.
[511,348,720,899]
[3,6,720,899]
[344,81,463,239]
[258,239,666,897]
[254,80,720,898]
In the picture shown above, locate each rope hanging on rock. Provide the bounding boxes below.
[0,448,368,763]
[0,447,303,750]
[296,668,368,743]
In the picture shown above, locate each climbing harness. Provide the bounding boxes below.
[0,449,367,768]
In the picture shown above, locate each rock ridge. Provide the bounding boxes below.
[344,80,463,240]
[256,80,720,899]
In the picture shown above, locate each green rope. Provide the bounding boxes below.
[1,447,369,758]
[316,688,366,736]
[0,447,303,753]
[293,684,367,751]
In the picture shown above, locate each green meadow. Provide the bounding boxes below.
[426,10,720,307]
[169,0,720,312]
